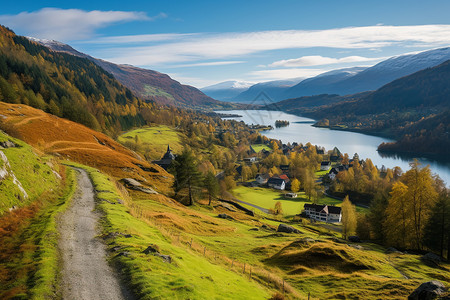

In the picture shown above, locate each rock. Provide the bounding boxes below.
[110,246,122,252]
[277,224,300,234]
[215,203,237,212]
[218,213,234,220]
[155,253,172,263]
[348,244,363,250]
[120,178,157,194]
[143,245,159,254]
[249,228,259,231]
[348,236,361,243]
[422,252,443,265]
[0,140,16,148]
[386,247,402,254]
[116,251,130,257]
[300,237,315,244]
[408,280,447,300]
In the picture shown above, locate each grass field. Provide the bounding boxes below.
[118,125,184,160]
[251,144,271,153]
[233,185,366,217]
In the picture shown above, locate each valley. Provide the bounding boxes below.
[1,5,450,299]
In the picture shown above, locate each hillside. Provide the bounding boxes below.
[232,78,301,103]
[29,38,231,109]
[0,26,149,134]
[301,60,450,155]
[0,102,172,193]
[283,47,450,99]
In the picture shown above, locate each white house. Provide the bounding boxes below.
[303,204,342,223]
[267,177,286,190]
[285,192,297,198]
[244,157,257,163]
[320,161,332,171]
[255,174,269,184]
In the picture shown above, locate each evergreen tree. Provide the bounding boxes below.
[170,149,202,206]
[423,191,450,258]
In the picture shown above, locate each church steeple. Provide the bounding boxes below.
[162,144,175,160]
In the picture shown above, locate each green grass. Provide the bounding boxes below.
[0,166,77,299]
[71,163,272,300]
[250,144,271,153]
[118,125,184,160]
[0,132,59,215]
[142,85,175,101]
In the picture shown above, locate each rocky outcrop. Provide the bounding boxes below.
[218,213,234,220]
[277,224,300,234]
[120,178,157,194]
[143,244,172,263]
[408,281,447,300]
[0,150,28,199]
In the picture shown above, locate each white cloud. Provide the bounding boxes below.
[268,55,387,67]
[101,25,450,66]
[80,33,195,44]
[247,68,326,82]
[0,8,160,41]
[167,61,244,68]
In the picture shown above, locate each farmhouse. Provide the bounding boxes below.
[255,173,269,184]
[320,161,332,171]
[303,204,342,223]
[153,145,176,170]
[267,177,286,190]
[243,157,257,163]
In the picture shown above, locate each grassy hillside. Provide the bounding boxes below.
[118,125,185,160]
[0,102,172,193]
[0,130,59,214]
[0,132,77,299]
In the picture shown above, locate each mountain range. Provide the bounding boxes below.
[204,47,450,103]
[28,38,229,109]
[200,80,254,101]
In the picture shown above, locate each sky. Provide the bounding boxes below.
[1,0,450,88]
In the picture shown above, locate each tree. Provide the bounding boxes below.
[341,196,357,239]
[274,201,283,215]
[204,171,219,205]
[170,149,202,206]
[384,181,411,248]
[291,178,300,193]
[423,191,450,258]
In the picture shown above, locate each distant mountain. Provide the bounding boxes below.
[28,38,228,109]
[232,78,302,104]
[282,67,366,99]
[201,80,254,101]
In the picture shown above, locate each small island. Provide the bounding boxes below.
[275,120,290,128]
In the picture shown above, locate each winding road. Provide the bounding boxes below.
[58,168,131,300]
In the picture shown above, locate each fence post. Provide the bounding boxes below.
[243,263,246,273]
[203,246,206,256]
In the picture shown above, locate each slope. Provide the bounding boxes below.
[0,102,172,193]
[29,37,231,109]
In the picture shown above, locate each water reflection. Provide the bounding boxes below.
[216,109,450,185]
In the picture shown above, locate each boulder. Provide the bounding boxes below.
[348,236,361,243]
[277,224,300,234]
[143,245,159,254]
[155,253,172,263]
[218,213,234,220]
[120,178,157,194]
[408,281,447,300]
[215,203,237,212]
[386,247,402,254]
[422,252,443,266]
[249,228,260,231]
[0,140,16,148]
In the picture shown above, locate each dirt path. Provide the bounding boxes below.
[58,168,131,300]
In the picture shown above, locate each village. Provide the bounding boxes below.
[153,140,368,226]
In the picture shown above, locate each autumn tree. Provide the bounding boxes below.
[274,201,283,215]
[341,196,357,239]
[384,181,411,248]
[291,178,300,193]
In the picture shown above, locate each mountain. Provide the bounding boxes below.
[285,47,450,99]
[0,26,149,133]
[201,80,254,101]
[282,67,366,99]
[232,78,302,104]
[28,38,229,109]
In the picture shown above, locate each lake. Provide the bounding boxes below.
[216,109,450,185]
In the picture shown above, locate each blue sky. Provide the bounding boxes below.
[1,0,450,87]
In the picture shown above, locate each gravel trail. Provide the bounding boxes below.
[58,168,131,300]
